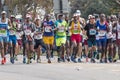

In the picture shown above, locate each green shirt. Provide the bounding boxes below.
[55,20,67,36]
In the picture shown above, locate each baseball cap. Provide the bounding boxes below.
[1,11,6,14]
[11,15,15,18]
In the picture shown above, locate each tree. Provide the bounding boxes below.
[6,0,53,18]
[70,0,120,18]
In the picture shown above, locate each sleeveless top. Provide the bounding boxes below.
[0,18,9,37]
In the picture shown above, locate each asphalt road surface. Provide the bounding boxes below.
[0,55,120,80]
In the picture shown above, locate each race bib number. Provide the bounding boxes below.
[58,26,64,32]
[74,24,78,30]
[45,26,51,32]
[0,29,7,36]
[96,35,99,40]
[89,29,96,35]
[112,33,116,40]
[25,29,31,35]
[10,30,16,35]
[118,32,120,39]
[23,25,27,29]
[98,30,106,36]
[36,33,42,39]
[107,32,113,39]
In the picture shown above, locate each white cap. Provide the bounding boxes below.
[26,14,31,18]
[88,15,93,19]
[76,10,81,16]
[76,10,80,13]
[11,15,15,18]
[1,11,6,14]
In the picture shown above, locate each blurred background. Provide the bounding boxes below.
[0,0,120,19]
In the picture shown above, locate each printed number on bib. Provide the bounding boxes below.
[118,32,120,39]
[113,33,116,39]
[89,29,96,35]
[36,34,42,39]
[45,26,51,32]
[10,30,16,35]
[99,30,106,36]
[107,32,113,38]
[58,26,64,32]
[74,24,78,30]
[25,29,31,35]
[0,29,7,36]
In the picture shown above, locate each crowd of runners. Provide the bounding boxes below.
[0,10,120,65]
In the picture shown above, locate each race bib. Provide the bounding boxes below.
[98,30,106,36]
[96,35,99,40]
[10,30,16,35]
[16,32,21,39]
[112,33,116,40]
[118,32,120,39]
[45,26,51,32]
[25,29,31,35]
[58,26,64,32]
[0,29,7,36]
[107,32,113,39]
[36,33,42,39]
[74,24,78,30]
[89,29,96,35]
[23,25,27,29]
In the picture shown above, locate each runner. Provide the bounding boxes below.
[84,15,97,63]
[96,14,108,63]
[82,15,93,62]
[34,18,45,63]
[9,15,18,64]
[55,14,67,62]
[21,15,35,64]
[0,11,11,64]
[116,17,120,60]
[42,14,54,63]
[112,16,117,62]
[15,20,22,61]
[106,16,113,63]
[76,10,86,28]
[70,13,82,63]
[65,15,71,62]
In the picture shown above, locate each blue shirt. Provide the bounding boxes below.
[43,20,54,36]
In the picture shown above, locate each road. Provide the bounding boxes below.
[0,55,120,80]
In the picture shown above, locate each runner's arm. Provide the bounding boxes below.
[8,19,12,29]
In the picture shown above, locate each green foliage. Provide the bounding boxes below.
[70,0,120,18]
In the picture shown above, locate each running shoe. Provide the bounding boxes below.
[23,57,26,64]
[73,58,77,63]
[100,59,103,63]
[48,59,51,63]
[1,59,5,65]
[4,57,6,63]
[91,59,96,63]
[57,58,61,63]
[10,57,14,64]
[37,59,41,63]
[108,58,112,63]
[14,56,18,61]
[78,58,82,63]
[27,59,30,64]
[67,58,70,62]
[71,55,75,62]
